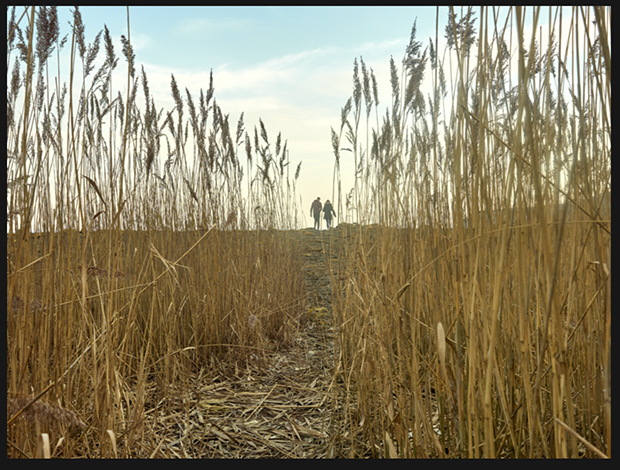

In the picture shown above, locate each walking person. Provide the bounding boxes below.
[310,197,322,230]
[323,199,336,229]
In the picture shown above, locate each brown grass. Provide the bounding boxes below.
[329,6,610,458]
[6,6,610,458]
[7,6,305,458]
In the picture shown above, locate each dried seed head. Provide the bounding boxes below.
[8,395,86,429]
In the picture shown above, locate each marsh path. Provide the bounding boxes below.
[150,228,350,458]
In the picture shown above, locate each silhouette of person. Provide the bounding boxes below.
[323,199,336,229]
[310,197,322,230]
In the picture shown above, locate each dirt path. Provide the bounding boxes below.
[147,228,347,458]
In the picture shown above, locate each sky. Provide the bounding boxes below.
[13,6,594,229]
[44,6,449,227]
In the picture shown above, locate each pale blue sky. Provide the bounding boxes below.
[44,7,575,227]
[47,6,449,226]
[70,6,440,68]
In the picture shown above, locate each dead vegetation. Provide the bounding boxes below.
[329,6,610,458]
[7,6,610,458]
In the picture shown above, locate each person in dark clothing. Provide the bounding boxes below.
[310,197,322,230]
[322,199,336,229]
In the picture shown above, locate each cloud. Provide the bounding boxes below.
[127,31,152,52]
[211,46,339,94]
[134,40,401,213]
[353,38,408,56]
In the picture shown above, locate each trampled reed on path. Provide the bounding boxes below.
[329,6,610,458]
[7,7,304,457]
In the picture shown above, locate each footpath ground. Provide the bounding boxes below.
[147,227,351,458]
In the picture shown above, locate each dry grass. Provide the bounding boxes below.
[6,6,610,458]
[329,6,610,458]
[7,6,305,458]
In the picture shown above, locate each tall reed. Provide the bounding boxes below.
[330,6,610,458]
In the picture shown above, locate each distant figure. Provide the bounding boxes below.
[323,200,336,229]
[310,197,322,230]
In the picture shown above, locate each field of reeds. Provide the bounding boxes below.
[328,6,611,458]
[7,6,610,459]
[7,6,305,458]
